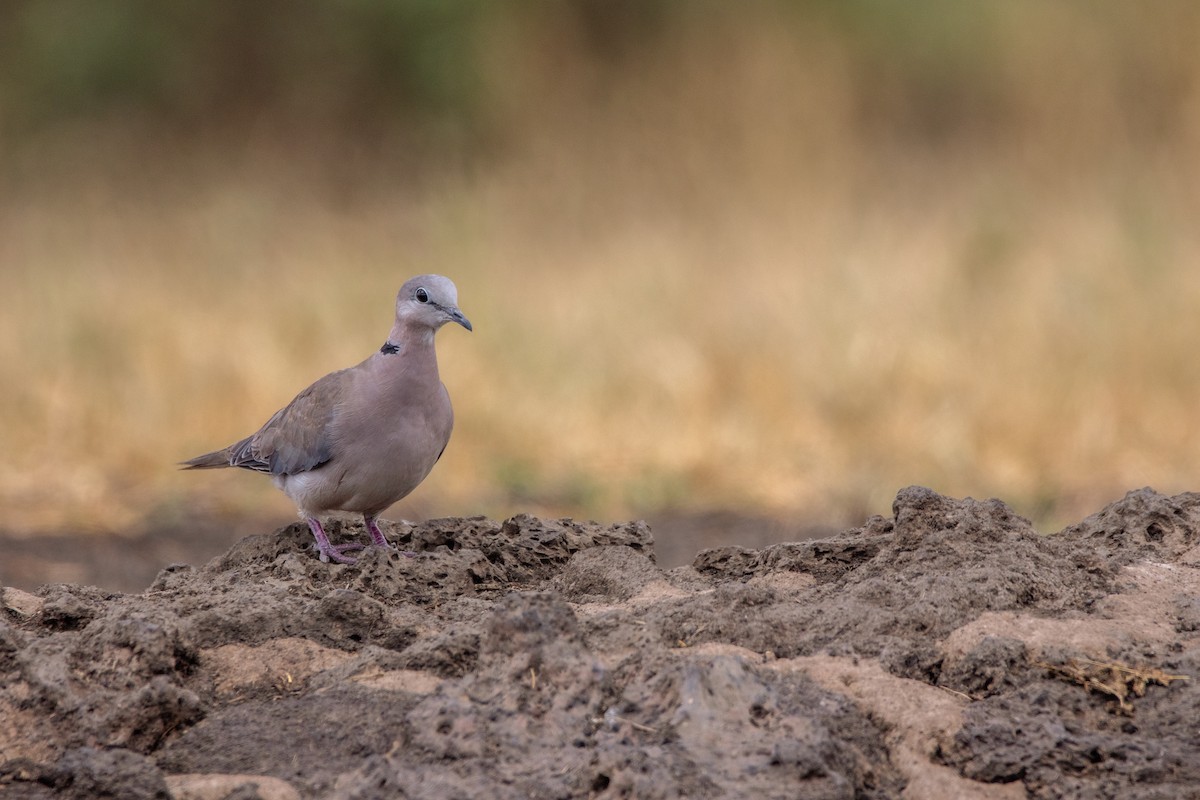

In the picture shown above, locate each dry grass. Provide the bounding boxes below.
[4,4,1200,534]
[1034,657,1190,714]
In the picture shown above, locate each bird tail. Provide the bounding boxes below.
[179,449,232,470]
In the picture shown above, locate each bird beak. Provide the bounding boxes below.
[448,308,473,332]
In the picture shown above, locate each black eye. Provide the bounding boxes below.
[415,288,430,303]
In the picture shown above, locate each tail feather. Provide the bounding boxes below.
[179,449,233,470]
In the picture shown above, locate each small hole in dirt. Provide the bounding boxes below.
[592,774,611,791]
[1146,522,1166,542]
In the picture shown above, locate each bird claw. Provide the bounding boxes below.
[306,517,407,565]
[314,541,366,564]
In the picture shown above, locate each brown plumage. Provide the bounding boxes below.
[183,275,472,563]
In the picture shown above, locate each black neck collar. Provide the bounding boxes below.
[380,341,400,355]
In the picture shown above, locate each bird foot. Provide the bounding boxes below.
[307,517,367,565]
[364,518,420,558]
[306,517,414,564]
[315,541,366,564]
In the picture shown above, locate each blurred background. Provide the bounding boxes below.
[3,0,1200,590]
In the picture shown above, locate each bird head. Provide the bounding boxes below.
[396,275,472,332]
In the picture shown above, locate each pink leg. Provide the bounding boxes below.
[306,517,364,564]
[364,516,391,548]
[365,516,416,558]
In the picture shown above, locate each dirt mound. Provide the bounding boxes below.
[2,488,1198,799]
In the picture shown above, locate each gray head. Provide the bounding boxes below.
[395,275,472,332]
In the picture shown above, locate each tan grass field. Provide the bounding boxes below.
[3,4,1200,536]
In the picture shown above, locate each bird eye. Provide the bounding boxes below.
[415,288,430,303]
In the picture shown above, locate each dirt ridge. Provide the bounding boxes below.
[2,488,1199,799]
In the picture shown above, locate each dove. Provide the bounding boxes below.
[182,275,471,564]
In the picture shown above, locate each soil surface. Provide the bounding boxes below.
[0,508,831,595]
[3,486,1199,799]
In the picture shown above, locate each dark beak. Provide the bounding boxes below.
[449,308,473,332]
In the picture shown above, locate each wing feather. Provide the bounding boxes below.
[229,369,348,476]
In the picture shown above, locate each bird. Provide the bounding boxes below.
[182,275,472,564]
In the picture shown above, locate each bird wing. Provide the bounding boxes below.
[229,368,349,476]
